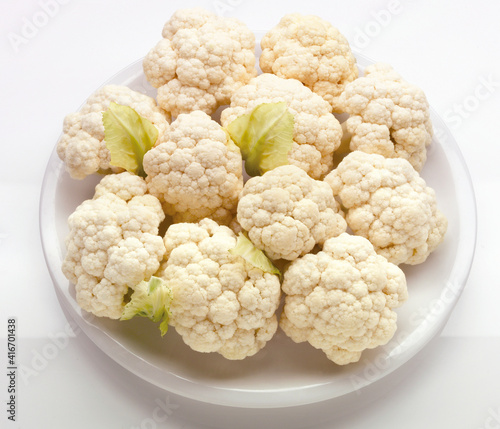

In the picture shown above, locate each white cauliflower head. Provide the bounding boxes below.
[260,13,358,112]
[143,8,257,116]
[340,63,433,171]
[158,218,281,360]
[325,151,448,265]
[280,232,408,365]
[143,110,243,225]
[56,85,170,180]
[237,165,347,261]
[220,73,342,179]
[62,172,166,319]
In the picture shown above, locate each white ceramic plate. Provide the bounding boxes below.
[39,51,476,408]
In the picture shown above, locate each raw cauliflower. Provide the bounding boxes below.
[157,218,281,360]
[340,63,433,171]
[62,172,166,319]
[57,85,170,180]
[280,232,408,365]
[220,73,342,179]
[143,8,257,116]
[325,151,447,265]
[237,165,346,261]
[260,13,358,112]
[143,110,243,225]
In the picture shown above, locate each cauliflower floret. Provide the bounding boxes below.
[143,8,257,116]
[280,232,408,365]
[325,151,447,265]
[260,13,358,112]
[220,73,342,179]
[158,218,281,360]
[62,172,166,319]
[57,85,170,180]
[340,63,433,171]
[143,111,243,225]
[237,165,346,261]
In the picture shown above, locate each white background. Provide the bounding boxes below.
[1,0,499,427]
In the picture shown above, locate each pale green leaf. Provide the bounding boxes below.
[121,276,173,336]
[225,102,294,176]
[229,233,281,276]
[102,102,158,177]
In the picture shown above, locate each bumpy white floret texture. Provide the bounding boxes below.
[143,111,243,225]
[260,13,358,112]
[56,85,170,180]
[325,151,448,265]
[220,73,342,179]
[158,219,281,360]
[237,165,346,261]
[143,8,257,116]
[62,173,166,319]
[280,232,408,365]
[340,63,433,172]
